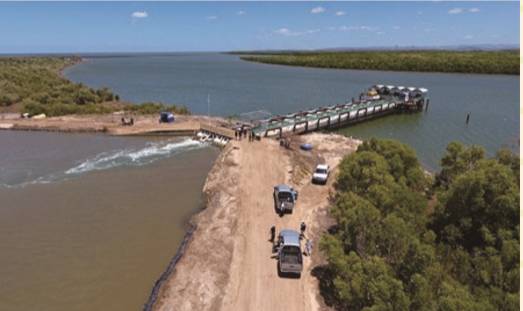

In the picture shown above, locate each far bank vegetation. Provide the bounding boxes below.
[319,137,519,310]
[234,50,519,75]
[0,56,190,117]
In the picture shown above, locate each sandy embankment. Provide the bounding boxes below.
[0,113,229,136]
[152,133,361,311]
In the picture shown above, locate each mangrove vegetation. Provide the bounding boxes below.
[0,56,190,117]
[235,50,519,75]
[319,137,519,310]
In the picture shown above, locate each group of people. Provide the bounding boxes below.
[270,220,313,256]
[234,128,257,142]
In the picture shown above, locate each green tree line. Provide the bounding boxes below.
[234,50,519,75]
[319,137,519,310]
[0,56,190,117]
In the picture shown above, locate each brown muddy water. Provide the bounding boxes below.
[0,131,220,311]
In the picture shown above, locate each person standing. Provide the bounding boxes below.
[300,220,307,238]
[306,239,313,256]
[270,226,275,243]
[235,130,238,141]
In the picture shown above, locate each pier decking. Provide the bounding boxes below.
[251,85,429,138]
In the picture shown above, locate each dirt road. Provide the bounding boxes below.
[152,133,360,311]
[0,113,224,136]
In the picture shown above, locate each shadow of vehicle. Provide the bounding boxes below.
[311,178,327,185]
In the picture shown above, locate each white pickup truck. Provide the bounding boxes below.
[276,230,303,276]
[312,164,330,184]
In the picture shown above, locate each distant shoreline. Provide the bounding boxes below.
[231,50,520,75]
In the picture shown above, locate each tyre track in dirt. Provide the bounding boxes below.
[152,134,360,311]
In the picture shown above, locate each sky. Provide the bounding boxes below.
[0,1,519,54]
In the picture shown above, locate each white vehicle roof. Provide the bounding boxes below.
[316,164,329,170]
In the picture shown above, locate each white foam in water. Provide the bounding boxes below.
[66,138,204,175]
[0,138,208,188]
[65,150,127,174]
[127,139,201,162]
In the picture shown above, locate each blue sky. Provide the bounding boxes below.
[0,1,519,53]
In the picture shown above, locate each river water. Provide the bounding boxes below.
[0,53,518,311]
[64,52,519,170]
[0,131,220,311]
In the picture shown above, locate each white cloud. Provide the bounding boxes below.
[464,35,474,39]
[448,8,463,14]
[273,28,319,36]
[206,15,218,20]
[377,32,386,35]
[393,26,401,30]
[469,8,480,13]
[424,28,437,33]
[311,7,325,14]
[335,11,346,16]
[237,10,247,16]
[339,25,376,32]
[348,26,377,31]
[131,11,148,19]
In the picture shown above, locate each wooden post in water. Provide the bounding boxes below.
[466,114,470,124]
[425,99,430,111]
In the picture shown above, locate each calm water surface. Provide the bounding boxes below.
[1,53,518,311]
[0,131,220,311]
[64,53,519,170]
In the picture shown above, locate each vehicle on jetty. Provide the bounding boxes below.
[273,184,298,215]
[276,230,303,276]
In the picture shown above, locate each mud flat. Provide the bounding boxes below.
[151,132,361,311]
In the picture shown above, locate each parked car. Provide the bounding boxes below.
[158,111,174,123]
[276,230,303,275]
[312,164,330,184]
[273,184,298,214]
